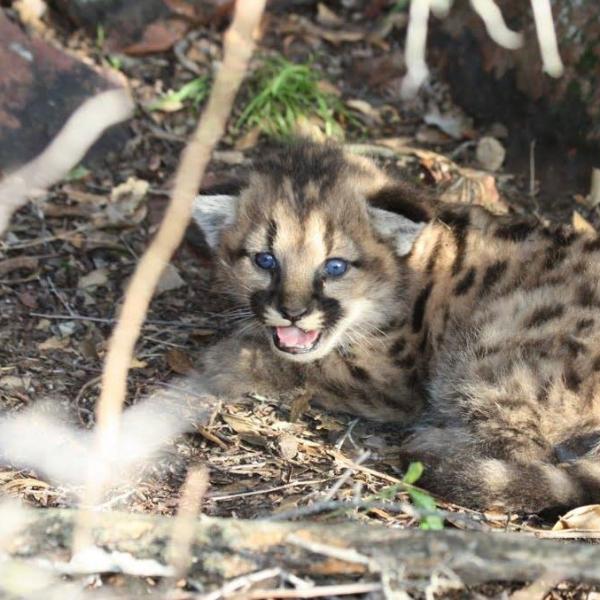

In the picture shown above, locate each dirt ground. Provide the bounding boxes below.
[1,2,600,598]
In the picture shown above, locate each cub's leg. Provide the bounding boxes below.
[198,336,303,398]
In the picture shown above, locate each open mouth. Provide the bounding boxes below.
[272,325,321,354]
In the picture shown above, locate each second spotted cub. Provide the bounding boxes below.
[193,140,600,513]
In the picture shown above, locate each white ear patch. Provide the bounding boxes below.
[192,195,238,249]
[367,207,425,256]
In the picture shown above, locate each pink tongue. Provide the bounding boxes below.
[276,326,319,348]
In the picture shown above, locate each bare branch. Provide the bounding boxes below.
[74,0,267,552]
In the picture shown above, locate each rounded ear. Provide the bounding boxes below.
[368,206,425,257]
[191,195,238,250]
[367,183,436,223]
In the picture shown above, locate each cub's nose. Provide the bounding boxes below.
[280,305,308,321]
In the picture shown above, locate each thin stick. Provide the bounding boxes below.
[228,582,383,599]
[73,0,267,552]
[167,466,209,578]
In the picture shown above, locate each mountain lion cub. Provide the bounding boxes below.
[193,140,600,513]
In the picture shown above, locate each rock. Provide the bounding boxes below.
[0,10,128,172]
[49,0,234,53]
[475,137,506,172]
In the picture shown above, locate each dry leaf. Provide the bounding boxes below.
[278,434,299,460]
[572,211,596,234]
[0,375,32,391]
[553,505,600,531]
[78,267,109,289]
[0,256,39,276]
[166,349,194,374]
[38,336,70,351]
[130,357,147,369]
[234,126,261,151]
[346,99,382,124]
[317,3,344,27]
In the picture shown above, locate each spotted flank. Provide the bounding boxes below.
[192,139,600,514]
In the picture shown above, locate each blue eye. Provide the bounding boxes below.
[324,258,349,278]
[254,252,277,270]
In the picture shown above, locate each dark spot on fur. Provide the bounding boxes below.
[525,304,564,328]
[543,226,578,247]
[347,362,371,382]
[583,237,600,253]
[389,337,406,355]
[324,218,335,254]
[577,283,597,307]
[592,355,600,371]
[412,282,433,332]
[565,337,588,357]
[418,326,429,354]
[454,267,476,295]
[426,235,442,274]
[407,369,420,389]
[536,381,551,405]
[544,246,566,270]
[481,260,508,295]
[395,354,416,369]
[438,209,470,276]
[495,220,537,242]
[564,366,582,392]
[576,318,595,333]
[225,246,249,263]
[321,296,344,330]
[249,289,270,320]
[266,219,278,250]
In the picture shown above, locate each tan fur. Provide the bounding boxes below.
[198,140,600,513]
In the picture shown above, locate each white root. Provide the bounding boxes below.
[401,0,431,100]
[401,0,564,98]
[530,0,564,77]
[470,0,523,49]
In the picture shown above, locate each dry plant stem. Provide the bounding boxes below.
[470,0,523,49]
[74,0,267,553]
[530,0,564,77]
[167,466,209,577]
[0,89,133,235]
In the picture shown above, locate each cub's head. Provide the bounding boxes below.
[194,141,425,363]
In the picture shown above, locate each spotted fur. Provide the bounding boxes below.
[193,140,600,514]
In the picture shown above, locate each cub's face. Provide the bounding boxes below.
[212,145,402,363]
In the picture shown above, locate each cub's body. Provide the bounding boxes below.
[194,141,600,513]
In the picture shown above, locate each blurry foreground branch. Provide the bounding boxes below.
[8,509,600,597]
[75,0,267,550]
